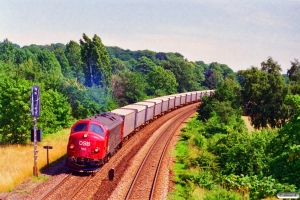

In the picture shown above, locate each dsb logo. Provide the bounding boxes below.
[79,141,91,146]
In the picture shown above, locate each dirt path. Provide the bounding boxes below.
[242,116,255,133]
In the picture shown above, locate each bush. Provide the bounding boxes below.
[204,187,243,200]
[193,133,207,149]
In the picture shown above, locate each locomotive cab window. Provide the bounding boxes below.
[90,124,105,137]
[72,123,87,133]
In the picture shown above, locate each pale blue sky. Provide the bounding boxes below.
[1,0,299,72]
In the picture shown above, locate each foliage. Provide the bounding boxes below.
[0,39,16,64]
[197,77,243,133]
[146,65,178,96]
[203,187,243,200]
[287,59,300,82]
[238,57,289,129]
[37,89,73,134]
[0,70,73,143]
[162,55,200,92]
[58,80,117,119]
[111,58,128,75]
[267,94,300,187]
[133,56,156,75]
[213,130,277,176]
[80,33,111,87]
[0,75,33,144]
[112,71,147,106]
[220,174,297,199]
[202,62,233,89]
[65,40,85,83]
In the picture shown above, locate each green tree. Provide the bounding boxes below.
[287,59,300,81]
[54,47,71,78]
[194,64,205,87]
[36,49,63,90]
[0,39,15,64]
[112,71,146,105]
[238,57,289,129]
[268,94,300,187]
[38,89,73,134]
[202,62,227,89]
[213,130,275,176]
[111,58,128,75]
[287,59,300,95]
[80,33,111,88]
[0,74,32,144]
[146,66,178,96]
[65,40,85,83]
[162,56,199,92]
[198,78,239,115]
[134,56,156,75]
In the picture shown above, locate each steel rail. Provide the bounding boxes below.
[125,107,195,200]
[66,174,92,200]
[39,173,72,200]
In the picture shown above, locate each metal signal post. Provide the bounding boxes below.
[30,85,41,177]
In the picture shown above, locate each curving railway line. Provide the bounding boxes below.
[125,107,195,200]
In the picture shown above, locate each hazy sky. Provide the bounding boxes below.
[1,0,299,72]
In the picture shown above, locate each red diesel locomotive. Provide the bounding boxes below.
[66,112,124,172]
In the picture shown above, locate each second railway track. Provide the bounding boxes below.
[124,105,196,200]
[39,172,92,200]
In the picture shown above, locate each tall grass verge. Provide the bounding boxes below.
[0,128,70,192]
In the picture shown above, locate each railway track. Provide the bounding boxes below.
[124,106,196,200]
[39,172,92,200]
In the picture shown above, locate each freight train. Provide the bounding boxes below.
[65,90,214,173]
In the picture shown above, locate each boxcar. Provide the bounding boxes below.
[110,108,135,138]
[144,99,163,117]
[168,94,181,107]
[184,92,192,104]
[153,97,170,113]
[134,101,155,122]
[121,104,147,128]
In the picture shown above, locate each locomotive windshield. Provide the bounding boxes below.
[90,124,105,137]
[72,123,88,133]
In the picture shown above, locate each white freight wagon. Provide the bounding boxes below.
[166,96,175,110]
[185,92,192,104]
[191,92,197,102]
[110,108,135,138]
[179,93,187,105]
[153,97,170,113]
[121,104,147,128]
[196,91,203,101]
[144,99,163,117]
[134,101,155,122]
[168,94,181,107]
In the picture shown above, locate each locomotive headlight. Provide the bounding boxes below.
[94,148,99,153]
[83,133,88,138]
[69,144,74,149]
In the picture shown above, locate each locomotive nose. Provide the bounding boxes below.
[67,131,104,158]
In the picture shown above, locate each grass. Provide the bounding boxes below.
[0,128,70,192]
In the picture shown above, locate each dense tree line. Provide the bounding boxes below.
[0,34,232,144]
[188,57,300,198]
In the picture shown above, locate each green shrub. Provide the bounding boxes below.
[194,170,215,190]
[207,133,226,151]
[204,187,243,200]
[221,174,298,199]
[193,133,207,149]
